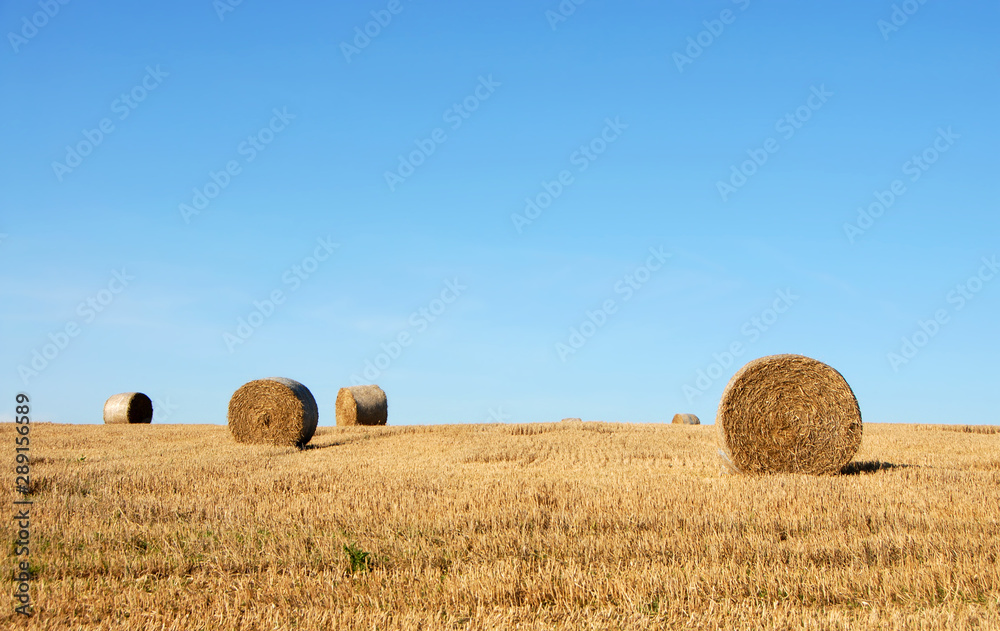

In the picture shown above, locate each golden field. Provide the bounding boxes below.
[2,421,999,630]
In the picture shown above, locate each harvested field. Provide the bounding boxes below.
[1,421,998,630]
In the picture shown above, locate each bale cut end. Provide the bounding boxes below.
[227,377,318,446]
[103,392,153,424]
[672,414,700,425]
[717,354,862,475]
[336,385,388,426]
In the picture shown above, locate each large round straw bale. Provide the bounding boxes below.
[336,385,387,426]
[672,413,700,425]
[103,392,153,424]
[227,377,318,446]
[717,354,862,475]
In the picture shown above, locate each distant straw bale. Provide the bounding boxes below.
[227,377,318,446]
[103,392,153,424]
[561,417,582,423]
[717,354,862,475]
[672,414,700,425]
[336,385,388,426]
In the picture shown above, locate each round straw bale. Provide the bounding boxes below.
[672,413,700,425]
[336,385,387,426]
[717,354,862,475]
[227,377,318,446]
[103,392,153,424]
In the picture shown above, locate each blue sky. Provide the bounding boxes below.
[1,0,997,426]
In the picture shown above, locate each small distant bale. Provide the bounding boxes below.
[672,414,700,425]
[103,392,153,424]
[227,377,318,446]
[717,354,863,475]
[336,385,387,426]
[561,417,582,423]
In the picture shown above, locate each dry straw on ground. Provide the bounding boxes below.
[227,377,318,446]
[717,354,862,475]
[336,385,388,426]
[7,422,999,630]
[672,413,700,425]
[102,392,153,424]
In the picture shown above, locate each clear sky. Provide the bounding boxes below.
[1,0,997,426]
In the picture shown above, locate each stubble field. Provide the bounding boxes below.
[2,421,999,630]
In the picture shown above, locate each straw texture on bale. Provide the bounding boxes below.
[672,414,700,425]
[336,385,388,426]
[102,392,153,424]
[227,377,318,446]
[717,354,862,475]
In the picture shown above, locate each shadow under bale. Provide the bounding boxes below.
[840,460,911,475]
